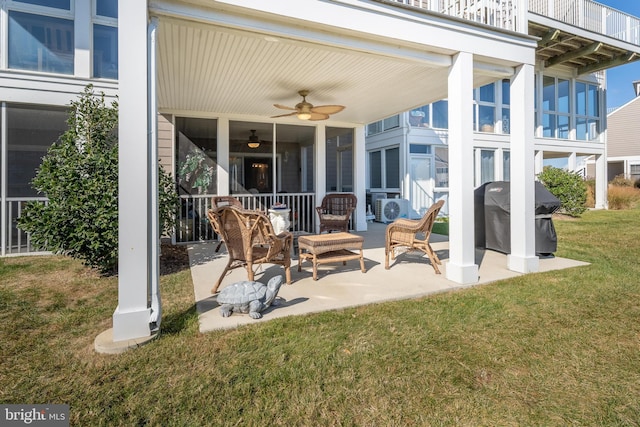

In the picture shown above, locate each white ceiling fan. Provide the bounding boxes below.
[271,90,345,121]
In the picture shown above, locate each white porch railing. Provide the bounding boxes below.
[2,198,48,256]
[529,0,640,46]
[385,0,519,32]
[2,194,321,253]
[176,193,318,243]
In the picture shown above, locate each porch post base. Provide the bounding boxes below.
[507,254,539,273]
[112,306,152,341]
[94,328,158,355]
[445,262,479,285]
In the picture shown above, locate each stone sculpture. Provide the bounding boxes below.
[216,275,283,319]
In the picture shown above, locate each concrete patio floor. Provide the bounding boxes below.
[187,222,589,332]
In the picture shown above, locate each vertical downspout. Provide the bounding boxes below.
[1,103,6,257]
[148,17,161,330]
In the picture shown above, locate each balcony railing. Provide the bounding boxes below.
[385,1,640,47]
[176,193,318,243]
[529,0,640,46]
[385,0,519,32]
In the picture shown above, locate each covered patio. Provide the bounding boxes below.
[188,223,588,332]
[109,0,542,347]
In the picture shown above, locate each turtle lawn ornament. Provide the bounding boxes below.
[217,275,284,319]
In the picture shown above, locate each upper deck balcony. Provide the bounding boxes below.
[383,0,640,73]
[529,0,640,47]
[384,1,640,46]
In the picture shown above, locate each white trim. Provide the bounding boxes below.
[1,102,6,257]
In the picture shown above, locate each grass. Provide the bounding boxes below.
[2,209,640,425]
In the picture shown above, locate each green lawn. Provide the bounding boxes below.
[2,208,640,426]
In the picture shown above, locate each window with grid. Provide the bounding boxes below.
[8,1,74,74]
[368,146,400,190]
[575,81,600,141]
[93,0,118,79]
[543,76,571,139]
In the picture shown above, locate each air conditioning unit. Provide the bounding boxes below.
[368,192,387,216]
[375,198,409,223]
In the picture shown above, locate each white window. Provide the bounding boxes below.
[366,115,399,136]
[93,0,118,79]
[630,164,640,181]
[542,75,600,140]
[8,1,75,74]
[368,146,400,190]
[575,81,600,141]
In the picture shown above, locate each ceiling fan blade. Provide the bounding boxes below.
[308,112,330,121]
[270,112,297,118]
[311,105,345,115]
[273,104,296,111]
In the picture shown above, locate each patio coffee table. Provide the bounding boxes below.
[297,232,366,281]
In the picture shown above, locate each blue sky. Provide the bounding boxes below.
[598,0,640,108]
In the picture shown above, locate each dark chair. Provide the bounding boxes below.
[385,200,444,274]
[207,206,293,293]
[315,193,357,233]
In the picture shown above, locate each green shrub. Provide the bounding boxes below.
[537,166,587,217]
[17,85,178,275]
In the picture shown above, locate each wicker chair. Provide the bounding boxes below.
[207,205,293,293]
[316,193,357,233]
[385,200,445,274]
[210,196,243,252]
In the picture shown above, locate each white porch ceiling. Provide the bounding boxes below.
[155,15,507,132]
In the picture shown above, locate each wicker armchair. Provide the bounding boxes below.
[207,205,293,293]
[385,200,445,274]
[316,193,357,233]
[210,196,243,252]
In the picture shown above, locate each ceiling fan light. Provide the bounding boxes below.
[297,112,311,120]
[248,141,260,149]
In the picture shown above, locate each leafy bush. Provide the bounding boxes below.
[537,166,587,217]
[18,85,178,275]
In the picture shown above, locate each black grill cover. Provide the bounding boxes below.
[479,181,560,255]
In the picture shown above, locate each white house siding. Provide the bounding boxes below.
[158,113,174,173]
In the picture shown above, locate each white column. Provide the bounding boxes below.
[567,152,577,171]
[353,126,367,231]
[445,52,478,284]
[508,63,539,273]
[534,150,544,175]
[217,118,230,196]
[595,153,607,209]
[315,126,327,234]
[112,0,151,341]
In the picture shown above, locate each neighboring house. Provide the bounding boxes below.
[2,0,640,343]
[604,81,640,182]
